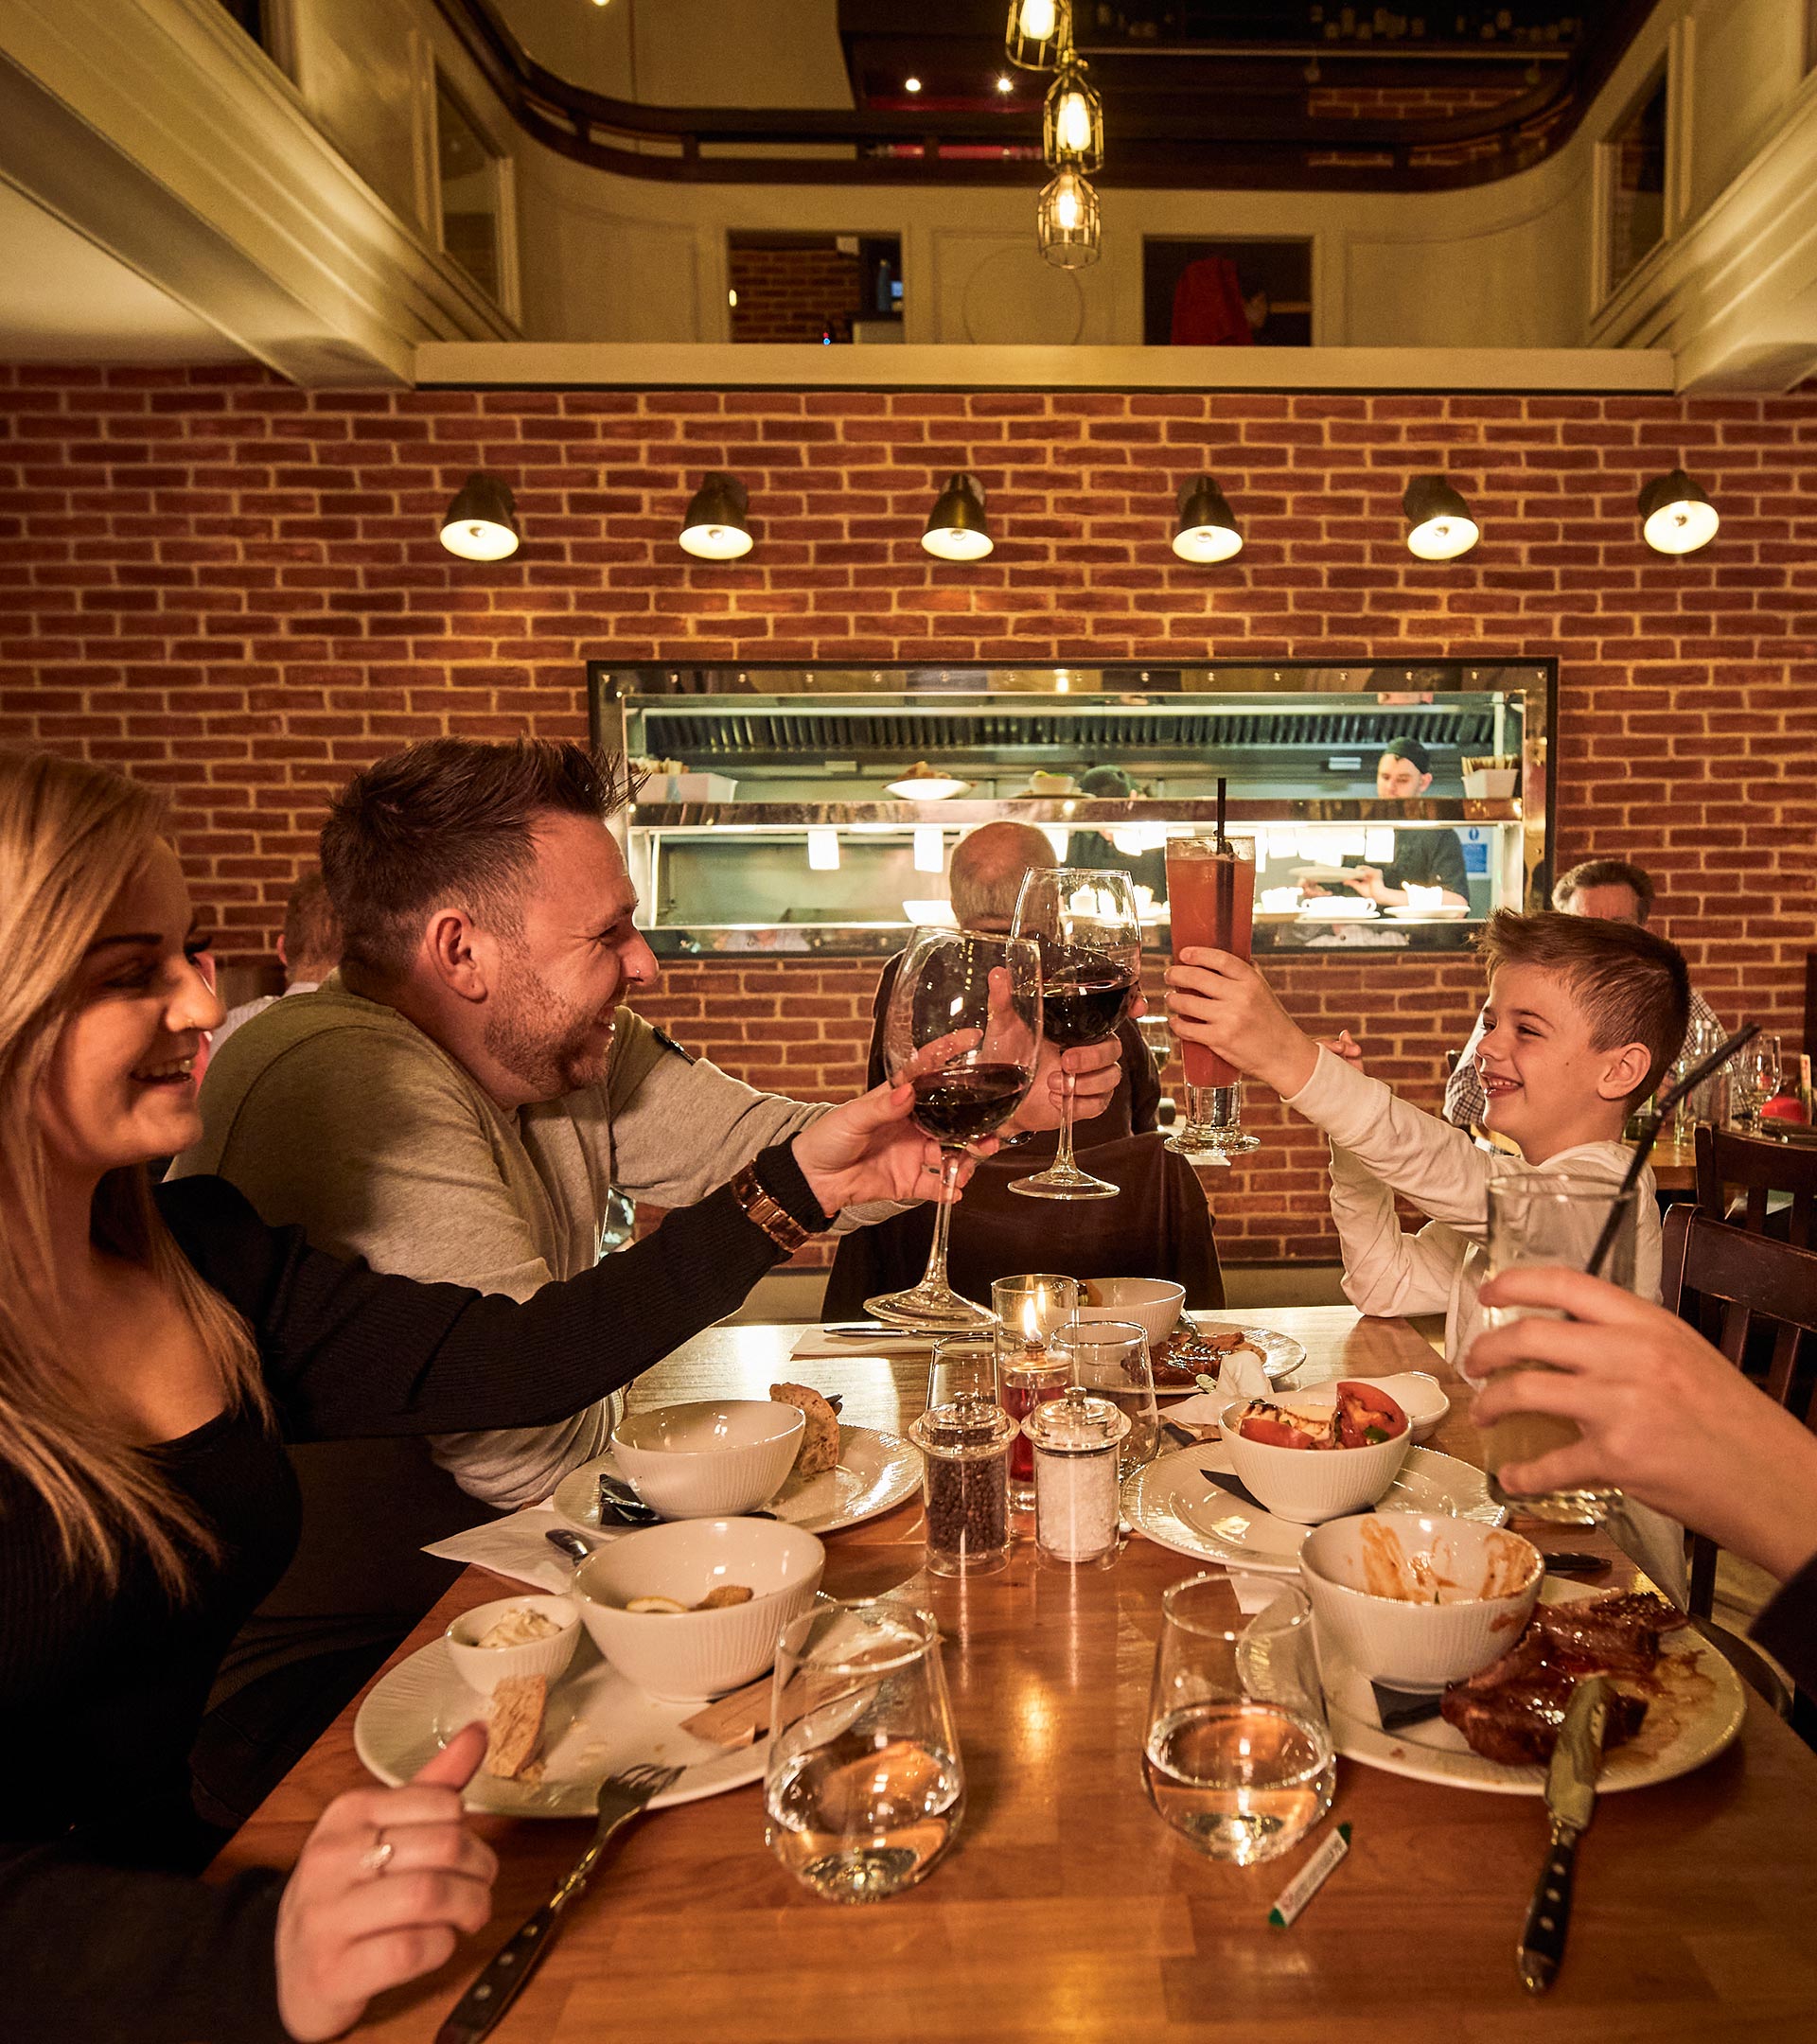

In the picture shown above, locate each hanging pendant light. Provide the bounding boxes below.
[921,474,994,562]
[438,472,520,561]
[1172,476,1243,563]
[1036,166,1101,269]
[1637,467,1719,555]
[1043,58,1103,171]
[1402,474,1479,561]
[1005,0,1070,72]
[679,472,753,560]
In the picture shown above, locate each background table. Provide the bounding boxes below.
[216,1309,1817,2040]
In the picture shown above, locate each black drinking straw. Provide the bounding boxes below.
[1215,775,1229,855]
[1584,1022,1760,1279]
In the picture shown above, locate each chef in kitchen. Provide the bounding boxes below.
[1323,736,1470,909]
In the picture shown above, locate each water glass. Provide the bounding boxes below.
[1669,1015,1723,1138]
[1051,1319,1158,1477]
[1733,1032,1782,1132]
[1477,1174,1639,1524]
[765,1600,964,1903]
[1142,1574,1333,1865]
[926,1336,998,1411]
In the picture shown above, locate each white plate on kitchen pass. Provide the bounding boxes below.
[552,1425,921,1540]
[1122,1443,1502,1577]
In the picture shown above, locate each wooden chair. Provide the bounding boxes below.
[1694,1121,1817,1250]
[1659,1207,1817,1633]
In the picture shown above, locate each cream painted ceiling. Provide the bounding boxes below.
[0,180,245,362]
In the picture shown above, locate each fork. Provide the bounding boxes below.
[435,1761,683,2044]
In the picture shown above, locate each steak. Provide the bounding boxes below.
[1438,1591,1680,1768]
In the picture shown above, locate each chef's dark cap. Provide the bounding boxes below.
[1381,735,1431,775]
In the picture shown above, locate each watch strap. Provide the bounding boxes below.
[730,1161,814,1254]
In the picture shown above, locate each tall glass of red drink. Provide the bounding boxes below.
[1164,834,1261,1157]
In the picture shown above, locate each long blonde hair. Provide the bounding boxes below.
[0,750,271,1594]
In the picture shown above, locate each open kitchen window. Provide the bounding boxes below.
[727,234,903,344]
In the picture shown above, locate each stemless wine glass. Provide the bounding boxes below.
[864,926,1042,1330]
[926,1335,998,1410]
[1474,1173,1640,1524]
[1052,1320,1158,1477]
[1142,1573,1333,1866]
[765,1600,964,1903]
[1009,866,1142,1201]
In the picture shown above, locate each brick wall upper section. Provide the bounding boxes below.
[729,245,865,345]
[1,366,1810,1258]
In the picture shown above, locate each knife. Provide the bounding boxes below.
[435,1761,681,2044]
[1517,1676,1611,1995]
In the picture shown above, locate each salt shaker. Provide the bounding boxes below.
[1024,1385,1129,1567]
[908,1394,1015,1576]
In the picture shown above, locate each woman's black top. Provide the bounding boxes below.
[0,1145,824,2044]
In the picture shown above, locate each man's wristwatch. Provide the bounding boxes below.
[729,1161,814,1254]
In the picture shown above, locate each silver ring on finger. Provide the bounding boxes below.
[358,1827,395,1876]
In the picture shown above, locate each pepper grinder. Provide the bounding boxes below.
[1024,1384,1129,1567]
[908,1393,1015,1577]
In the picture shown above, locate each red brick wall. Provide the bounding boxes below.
[729,244,865,345]
[2,366,1812,1260]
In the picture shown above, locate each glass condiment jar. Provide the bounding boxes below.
[908,1394,1015,1576]
[1024,1384,1129,1567]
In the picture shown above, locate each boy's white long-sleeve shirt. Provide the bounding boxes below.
[1280,1046,1661,1376]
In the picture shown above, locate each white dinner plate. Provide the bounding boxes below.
[1385,904,1469,921]
[1123,1442,1502,1577]
[354,1632,766,1817]
[1322,1578,1747,1795]
[1297,897,1378,919]
[552,1425,921,1540]
[1173,1317,1307,1387]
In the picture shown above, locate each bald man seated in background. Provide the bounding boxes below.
[864,821,1159,1145]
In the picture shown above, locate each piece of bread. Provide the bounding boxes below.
[769,1382,841,1478]
[484,1674,547,1779]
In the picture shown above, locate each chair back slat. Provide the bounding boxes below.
[1694,1122,1817,1251]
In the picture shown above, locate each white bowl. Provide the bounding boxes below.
[445,1595,582,1696]
[610,1400,805,1520]
[1221,1392,1413,1524]
[1375,1371,1450,1445]
[1299,1514,1544,1693]
[1075,1278,1186,1352]
[572,1518,825,1701]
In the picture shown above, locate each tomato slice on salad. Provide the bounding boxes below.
[1333,1380,1408,1449]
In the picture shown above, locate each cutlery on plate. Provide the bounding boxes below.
[1540,1551,1611,1576]
[545,1527,595,1562]
[1517,1675,1611,1995]
[435,1761,683,2044]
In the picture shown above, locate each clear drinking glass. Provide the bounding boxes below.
[1009,867,1142,1201]
[926,1336,998,1410]
[1477,1174,1640,1524]
[863,926,1042,1330]
[765,1600,964,1903]
[1052,1319,1158,1478]
[1165,833,1261,1158]
[1142,1573,1333,1865]
[1733,1032,1782,1132]
[1669,1015,1722,1140]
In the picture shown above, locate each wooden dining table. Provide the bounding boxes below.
[216,1308,1817,2039]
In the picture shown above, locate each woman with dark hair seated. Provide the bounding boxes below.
[0,749,976,2042]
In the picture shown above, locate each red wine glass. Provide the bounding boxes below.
[864,927,1043,1330]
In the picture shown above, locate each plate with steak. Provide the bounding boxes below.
[1322,1580,1745,1794]
[1151,1319,1305,1390]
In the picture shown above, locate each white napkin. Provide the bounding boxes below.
[1607,1498,1691,1608]
[421,1504,581,1595]
[789,1326,934,1361]
[1219,1346,1274,1401]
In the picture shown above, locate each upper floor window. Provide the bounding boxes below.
[435,76,514,313]
[1603,68,1668,299]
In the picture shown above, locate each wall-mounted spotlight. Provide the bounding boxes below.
[1402,474,1479,561]
[922,473,994,561]
[1005,0,1070,71]
[439,472,520,561]
[679,472,753,560]
[1172,475,1243,563]
[1638,467,1719,555]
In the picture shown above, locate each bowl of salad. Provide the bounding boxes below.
[1220,1381,1413,1524]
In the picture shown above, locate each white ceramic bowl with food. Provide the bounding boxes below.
[1220,1390,1414,1525]
[1299,1513,1544,1692]
[609,1399,806,1519]
[445,1594,582,1696]
[572,1517,825,1700]
[1075,1278,1186,1353]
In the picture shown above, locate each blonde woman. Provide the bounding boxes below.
[0,750,971,2043]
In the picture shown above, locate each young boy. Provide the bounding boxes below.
[1163,909,1691,1371]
